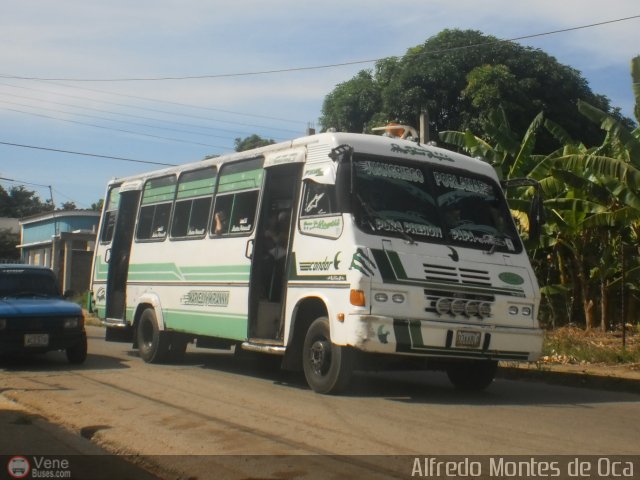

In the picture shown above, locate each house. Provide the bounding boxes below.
[17,210,100,295]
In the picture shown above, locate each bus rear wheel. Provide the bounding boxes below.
[137,308,169,363]
[302,317,353,394]
[446,360,498,391]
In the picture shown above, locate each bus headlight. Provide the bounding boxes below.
[435,298,452,315]
[450,299,466,316]
[391,293,405,304]
[374,292,388,303]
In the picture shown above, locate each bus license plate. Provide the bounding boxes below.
[24,333,49,347]
[456,330,481,348]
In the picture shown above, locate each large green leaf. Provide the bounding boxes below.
[509,112,544,178]
[631,56,640,123]
[556,154,640,190]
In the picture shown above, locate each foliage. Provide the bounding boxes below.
[542,327,640,364]
[90,199,104,212]
[0,228,20,260]
[320,29,632,152]
[440,56,640,331]
[0,185,53,217]
[320,70,382,133]
[234,134,275,152]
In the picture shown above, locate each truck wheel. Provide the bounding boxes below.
[302,317,353,394]
[66,333,88,364]
[137,308,169,363]
[446,360,498,391]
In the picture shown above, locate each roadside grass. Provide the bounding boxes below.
[542,326,640,365]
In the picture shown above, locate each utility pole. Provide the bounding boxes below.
[419,110,430,144]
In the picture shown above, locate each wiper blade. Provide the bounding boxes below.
[11,291,52,298]
[484,234,510,255]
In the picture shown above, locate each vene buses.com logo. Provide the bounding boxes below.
[7,456,30,479]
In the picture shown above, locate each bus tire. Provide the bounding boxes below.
[446,360,497,391]
[302,317,353,394]
[137,308,170,363]
[166,335,188,363]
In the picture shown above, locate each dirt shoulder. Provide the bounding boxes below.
[499,360,640,394]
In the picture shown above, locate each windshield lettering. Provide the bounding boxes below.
[356,161,424,184]
[350,154,522,254]
[433,171,492,196]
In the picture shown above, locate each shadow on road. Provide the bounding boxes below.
[0,351,131,373]
[154,348,640,407]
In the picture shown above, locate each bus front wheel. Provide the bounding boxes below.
[137,308,169,363]
[446,360,498,391]
[302,317,353,394]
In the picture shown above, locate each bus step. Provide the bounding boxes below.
[241,341,286,355]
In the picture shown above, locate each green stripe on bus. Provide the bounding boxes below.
[164,309,247,340]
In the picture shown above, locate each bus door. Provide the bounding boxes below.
[249,162,303,341]
[105,185,141,322]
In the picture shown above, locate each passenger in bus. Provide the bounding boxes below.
[265,211,289,260]
[213,211,228,235]
[264,210,290,301]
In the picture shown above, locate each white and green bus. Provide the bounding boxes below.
[90,129,544,394]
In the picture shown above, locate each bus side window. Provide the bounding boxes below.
[171,167,216,238]
[211,158,264,237]
[211,195,233,235]
[211,190,259,236]
[230,190,259,234]
[136,176,176,241]
[100,186,120,243]
[300,181,336,217]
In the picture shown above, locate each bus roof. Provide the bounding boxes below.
[106,132,496,187]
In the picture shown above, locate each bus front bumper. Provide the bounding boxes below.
[345,315,543,362]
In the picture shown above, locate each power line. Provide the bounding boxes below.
[0,84,287,138]
[2,107,231,151]
[1,175,89,208]
[0,96,253,142]
[42,80,306,125]
[0,81,303,135]
[0,15,637,82]
[0,140,177,166]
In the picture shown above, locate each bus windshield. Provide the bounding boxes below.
[350,154,521,254]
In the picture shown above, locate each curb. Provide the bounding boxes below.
[497,364,640,394]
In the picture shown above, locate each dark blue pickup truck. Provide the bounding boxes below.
[0,264,87,363]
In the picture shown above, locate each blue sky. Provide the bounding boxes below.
[1,0,638,209]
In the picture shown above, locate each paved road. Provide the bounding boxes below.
[1,325,639,478]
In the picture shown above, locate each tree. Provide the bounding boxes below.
[234,135,275,152]
[321,29,630,151]
[90,199,104,212]
[60,201,77,211]
[0,228,20,260]
[320,70,382,132]
[0,185,52,217]
[441,56,640,331]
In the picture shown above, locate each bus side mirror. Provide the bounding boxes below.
[501,178,546,244]
[528,192,546,243]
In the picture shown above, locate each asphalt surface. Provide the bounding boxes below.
[1,331,639,480]
[0,395,161,479]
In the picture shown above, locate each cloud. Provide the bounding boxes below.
[2,0,638,207]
